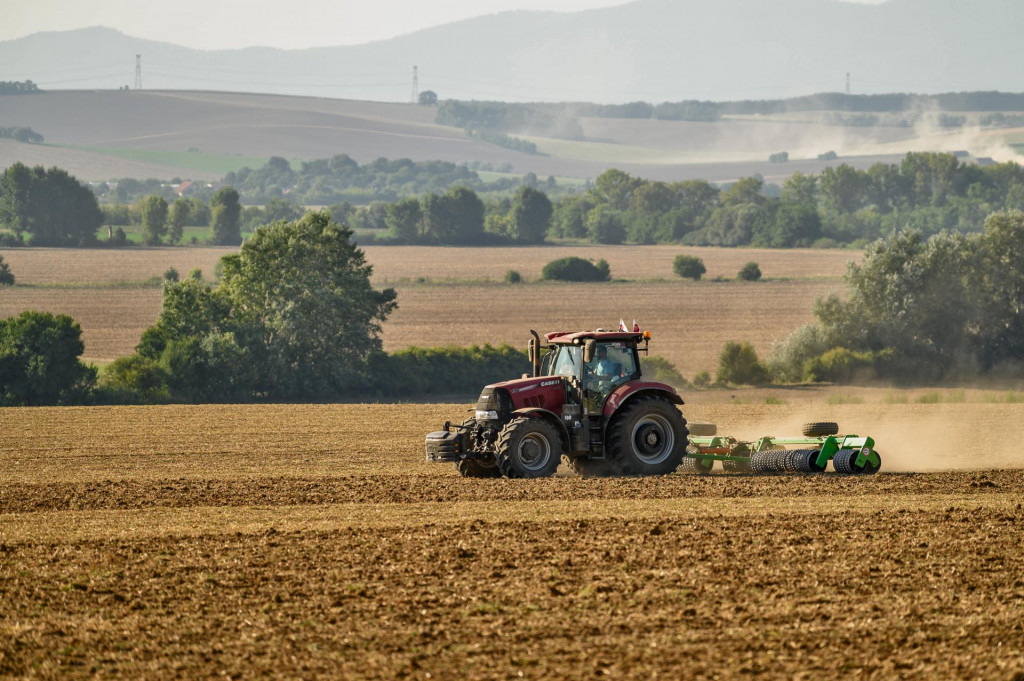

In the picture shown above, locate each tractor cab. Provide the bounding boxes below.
[540,331,645,414]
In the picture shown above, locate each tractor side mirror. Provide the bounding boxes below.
[583,339,596,363]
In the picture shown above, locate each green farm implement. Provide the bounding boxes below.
[682,421,882,475]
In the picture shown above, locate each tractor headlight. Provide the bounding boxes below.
[476,410,499,421]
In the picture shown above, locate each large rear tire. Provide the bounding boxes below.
[495,417,563,478]
[606,397,688,476]
[455,457,501,478]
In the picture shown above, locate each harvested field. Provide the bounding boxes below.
[0,247,235,286]
[1,402,1022,679]
[0,245,851,371]
[1,244,856,286]
[364,244,859,284]
[0,286,163,363]
[384,280,838,377]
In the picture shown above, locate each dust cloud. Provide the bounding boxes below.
[688,403,1024,473]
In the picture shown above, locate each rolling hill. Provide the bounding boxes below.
[6,89,1019,184]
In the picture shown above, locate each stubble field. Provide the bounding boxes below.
[1,402,1022,678]
[0,245,855,373]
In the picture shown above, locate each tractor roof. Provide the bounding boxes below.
[545,330,645,344]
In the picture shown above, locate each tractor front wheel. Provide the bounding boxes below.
[455,457,501,478]
[495,417,563,478]
[606,397,688,476]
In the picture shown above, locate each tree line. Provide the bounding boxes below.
[0,81,40,95]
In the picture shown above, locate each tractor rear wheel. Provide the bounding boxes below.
[495,417,563,478]
[455,457,501,478]
[606,397,688,476]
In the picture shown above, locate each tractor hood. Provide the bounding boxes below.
[478,375,566,415]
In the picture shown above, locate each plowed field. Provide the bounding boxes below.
[2,403,1023,679]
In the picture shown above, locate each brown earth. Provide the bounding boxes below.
[1,403,1022,679]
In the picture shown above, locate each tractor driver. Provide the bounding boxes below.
[591,345,616,378]
[584,344,621,412]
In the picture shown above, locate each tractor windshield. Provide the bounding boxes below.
[550,346,582,378]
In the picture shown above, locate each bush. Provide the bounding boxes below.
[737,261,762,281]
[540,257,611,282]
[716,341,770,385]
[641,355,689,388]
[504,269,522,283]
[366,344,530,397]
[692,370,711,388]
[0,311,97,405]
[163,267,180,282]
[672,254,706,280]
[0,255,14,285]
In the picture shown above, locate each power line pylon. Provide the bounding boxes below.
[410,65,418,103]
[134,54,142,90]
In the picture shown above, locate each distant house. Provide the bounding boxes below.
[175,181,198,197]
[974,157,997,167]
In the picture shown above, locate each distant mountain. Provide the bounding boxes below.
[1,0,1021,103]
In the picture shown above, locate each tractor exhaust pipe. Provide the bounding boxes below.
[529,329,541,377]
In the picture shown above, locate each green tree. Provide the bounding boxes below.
[673,254,706,280]
[820,164,868,214]
[509,186,553,243]
[586,205,626,244]
[262,197,304,224]
[737,262,762,281]
[0,163,102,246]
[140,195,169,245]
[386,196,422,241]
[210,186,242,245]
[541,257,610,282]
[716,341,769,386]
[422,187,484,243]
[0,311,96,405]
[589,169,643,210]
[0,255,13,285]
[418,90,438,106]
[168,198,190,244]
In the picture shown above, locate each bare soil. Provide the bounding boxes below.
[1,403,1023,678]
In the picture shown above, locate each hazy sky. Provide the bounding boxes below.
[2,0,888,50]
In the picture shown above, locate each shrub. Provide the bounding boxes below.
[641,355,688,388]
[187,268,203,281]
[163,267,180,282]
[692,370,711,388]
[0,255,14,285]
[0,311,97,405]
[802,347,876,383]
[540,257,611,282]
[672,254,706,280]
[366,344,530,397]
[504,269,522,283]
[716,341,770,386]
[737,261,762,281]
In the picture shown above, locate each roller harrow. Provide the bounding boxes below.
[682,421,882,475]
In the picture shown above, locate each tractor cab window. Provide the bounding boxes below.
[584,342,638,411]
[550,345,581,378]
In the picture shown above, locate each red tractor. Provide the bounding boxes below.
[425,329,689,478]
